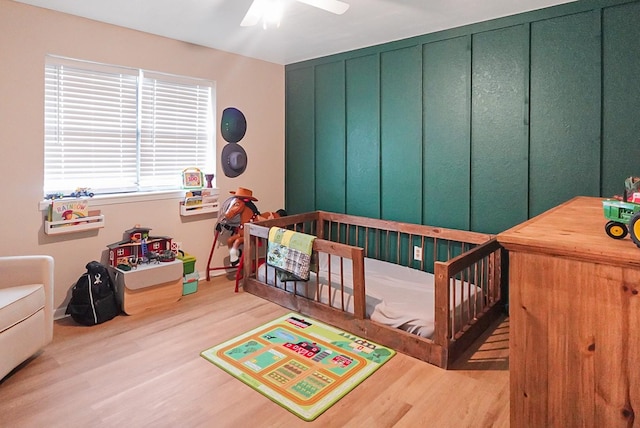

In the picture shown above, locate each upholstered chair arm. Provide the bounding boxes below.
[0,256,54,289]
[0,256,54,341]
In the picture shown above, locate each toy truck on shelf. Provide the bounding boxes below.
[602,192,640,247]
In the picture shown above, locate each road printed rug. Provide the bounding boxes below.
[201,313,395,421]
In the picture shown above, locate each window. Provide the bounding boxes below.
[44,56,214,196]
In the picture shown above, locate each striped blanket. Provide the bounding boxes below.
[267,227,316,281]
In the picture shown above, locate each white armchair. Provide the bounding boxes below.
[0,256,54,381]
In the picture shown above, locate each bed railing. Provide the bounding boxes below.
[244,211,505,367]
[244,218,366,318]
[434,238,502,352]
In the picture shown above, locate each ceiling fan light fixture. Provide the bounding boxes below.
[241,0,350,28]
[262,0,284,29]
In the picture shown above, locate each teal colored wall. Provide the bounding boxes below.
[285,0,640,233]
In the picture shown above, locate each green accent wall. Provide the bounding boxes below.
[471,25,529,233]
[529,10,602,217]
[423,36,471,229]
[602,2,640,198]
[285,67,315,214]
[315,61,346,213]
[345,54,380,218]
[380,46,422,224]
[285,0,640,233]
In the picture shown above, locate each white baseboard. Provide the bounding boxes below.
[54,307,69,320]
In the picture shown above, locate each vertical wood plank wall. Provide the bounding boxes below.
[315,61,346,213]
[285,0,640,234]
[285,68,315,214]
[423,36,471,230]
[529,10,602,216]
[602,2,640,198]
[471,24,529,233]
[345,55,380,219]
[380,46,422,224]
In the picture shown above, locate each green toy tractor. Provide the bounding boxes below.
[602,177,640,247]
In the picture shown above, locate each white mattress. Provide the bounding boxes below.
[256,253,482,339]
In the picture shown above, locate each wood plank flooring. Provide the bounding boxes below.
[0,276,509,427]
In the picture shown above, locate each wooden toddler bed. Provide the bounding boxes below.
[242,211,505,369]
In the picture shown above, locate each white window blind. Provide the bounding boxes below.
[140,74,212,189]
[44,57,214,195]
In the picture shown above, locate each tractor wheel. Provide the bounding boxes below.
[629,212,640,248]
[605,221,628,239]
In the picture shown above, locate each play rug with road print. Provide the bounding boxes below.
[201,313,395,421]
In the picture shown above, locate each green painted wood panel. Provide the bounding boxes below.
[471,25,529,234]
[380,46,422,224]
[286,0,640,232]
[285,67,315,214]
[529,11,601,217]
[423,36,471,230]
[345,54,381,218]
[602,2,640,197]
[315,61,346,213]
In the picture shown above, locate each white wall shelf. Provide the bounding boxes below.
[45,214,105,235]
[179,201,219,216]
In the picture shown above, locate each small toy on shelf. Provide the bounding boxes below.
[602,176,640,247]
[182,167,204,190]
[612,176,640,202]
[45,192,65,200]
[69,187,94,198]
[205,173,214,188]
[159,249,176,262]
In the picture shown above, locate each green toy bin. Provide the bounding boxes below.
[183,272,199,295]
[178,251,196,275]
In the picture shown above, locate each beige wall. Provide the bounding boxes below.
[0,1,285,315]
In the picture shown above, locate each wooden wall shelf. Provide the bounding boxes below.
[44,214,105,235]
[179,201,219,216]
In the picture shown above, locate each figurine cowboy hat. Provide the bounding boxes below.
[229,186,258,201]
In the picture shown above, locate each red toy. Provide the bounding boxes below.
[107,225,173,268]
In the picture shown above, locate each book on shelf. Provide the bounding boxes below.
[184,195,203,208]
[48,199,90,224]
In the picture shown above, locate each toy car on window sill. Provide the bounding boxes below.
[69,187,94,198]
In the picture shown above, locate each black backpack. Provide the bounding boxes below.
[66,261,120,326]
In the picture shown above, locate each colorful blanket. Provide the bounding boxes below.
[267,227,316,281]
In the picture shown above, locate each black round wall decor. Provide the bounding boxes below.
[221,107,247,143]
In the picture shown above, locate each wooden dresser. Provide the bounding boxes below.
[497,196,640,427]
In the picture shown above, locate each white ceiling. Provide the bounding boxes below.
[14,0,577,65]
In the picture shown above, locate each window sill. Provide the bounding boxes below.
[39,189,220,211]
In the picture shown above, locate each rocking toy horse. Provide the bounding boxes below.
[206,187,286,283]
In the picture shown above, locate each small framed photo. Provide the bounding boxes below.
[182,168,203,189]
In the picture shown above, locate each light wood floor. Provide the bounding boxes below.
[0,276,509,427]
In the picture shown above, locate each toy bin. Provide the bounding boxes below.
[178,251,196,275]
[183,272,199,295]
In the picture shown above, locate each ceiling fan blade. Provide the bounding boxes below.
[240,0,263,27]
[296,0,350,15]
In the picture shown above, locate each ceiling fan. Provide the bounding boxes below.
[240,0,350,27]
